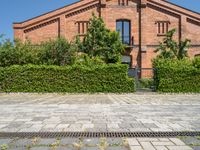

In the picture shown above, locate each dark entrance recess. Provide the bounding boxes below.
[121,55,131,67]
[121,56,156,92]
[128,67,156,92]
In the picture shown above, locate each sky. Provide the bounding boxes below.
[0,0,199,40]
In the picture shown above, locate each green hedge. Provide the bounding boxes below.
[0,64,135,93]
[153,58,200,93]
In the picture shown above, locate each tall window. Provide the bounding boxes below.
[116,20,131,45]
[155,21,170,36]
[76,21,89,35]
[118,0,128,6]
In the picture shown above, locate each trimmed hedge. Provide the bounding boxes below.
[153,58,200,93]
[0,64,135,93]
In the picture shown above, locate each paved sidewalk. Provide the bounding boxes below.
[0,137,194,150]
[128,138,193,150]
[0,93,200,132]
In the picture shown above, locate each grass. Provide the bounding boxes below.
[0,137,130,150]
[178,136,200,148]
[0,144,8,150]
[197,136,200,140]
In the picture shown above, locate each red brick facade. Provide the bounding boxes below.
[13,0,200,72]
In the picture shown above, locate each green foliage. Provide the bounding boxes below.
[137,78,154,89]
[153,29,197,93]
[178,39,191,59]
[193,57,200,69]
[0,34,5,41]
[0,39,41,67]
[0,64,135,93]
[74,53,105,66]
[0,37,89,67]
[0,144,8,150]
[0,15,127,93]
[39,37,78,65]
[100,31,124,63]
[155,29,191,60]
[0,14,125,67]
[82,14,124,63]
[153,58,200,93]
[82,14,109,55]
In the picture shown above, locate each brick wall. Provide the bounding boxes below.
[13,0,200,70]
[24,19,59,44]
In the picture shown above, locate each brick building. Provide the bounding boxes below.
[13,0,200,73]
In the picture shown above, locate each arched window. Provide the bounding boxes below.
[116,20,131,45]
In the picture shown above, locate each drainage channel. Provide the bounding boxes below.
[0,132,200,138]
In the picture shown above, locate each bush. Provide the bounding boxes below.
[0,40,41,67]
[81,14,124,63]
[193,57,200,69]
[39,37,78,66]
[74,53,105,66]
[0,14,125,67]
[137,78,154,89]
[0,35,123,67]
[155,29,190,60]
[0,64,135,93]
[0,37,83,67]
[153,58,200,93]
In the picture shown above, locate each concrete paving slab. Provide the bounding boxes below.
[0,93,199,132]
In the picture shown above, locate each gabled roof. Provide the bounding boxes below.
[162,0,200,16]
[13,1,82,24]
[13,0,200,29]
[13,0,99,29]
[149,0,200,21]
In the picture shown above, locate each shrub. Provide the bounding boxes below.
[137,78,154,89]
[155,29,191,60]
[0,14,125,67]
[0,64,135,93]
[193,57,200,69]
[81,14,124,63]
[0,39,41,67]
[74,53,105,66]
[0,37,86,67]
[0,144,8,150]
[39,37,78,66]
[0,35,123,67]
[153,58,200,93]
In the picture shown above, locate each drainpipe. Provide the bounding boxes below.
[139,0,147,77]
[99,0,102,18]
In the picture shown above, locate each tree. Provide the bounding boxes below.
[102,31,125,63]
[178,39,191,59]
[155,29,191,59]
[40,37,77,65]
[82,14,124,63]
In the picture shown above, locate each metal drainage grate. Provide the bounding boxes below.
[0,132,200,138]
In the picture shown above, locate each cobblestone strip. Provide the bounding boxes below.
[128,138,193,150]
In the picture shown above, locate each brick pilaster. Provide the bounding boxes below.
[139,0,148,71]
[59,16,66,38]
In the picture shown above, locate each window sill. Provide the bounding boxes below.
[157,34,166,36]
[78,34,86,36]
[125,45,135,48]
